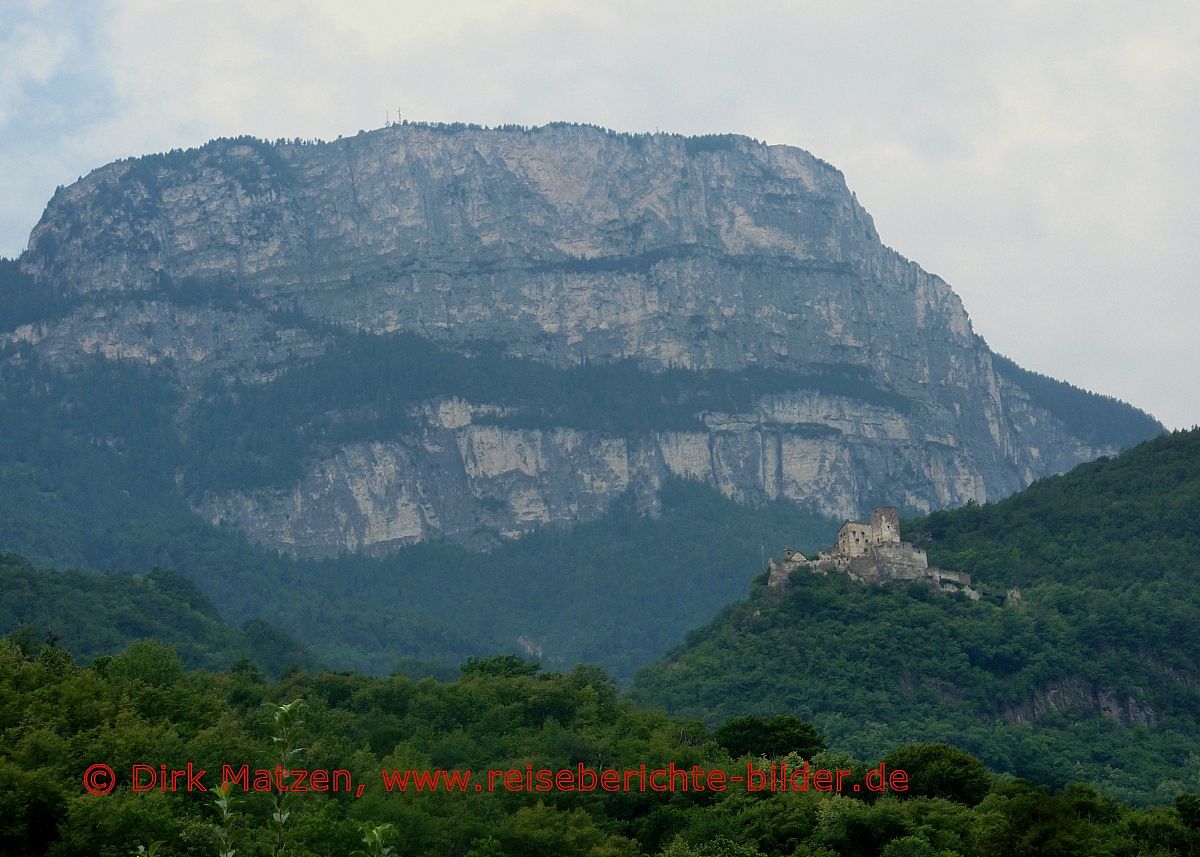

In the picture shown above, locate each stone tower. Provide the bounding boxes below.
[870,507,900,544]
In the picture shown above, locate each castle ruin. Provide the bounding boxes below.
[768,506,984,599]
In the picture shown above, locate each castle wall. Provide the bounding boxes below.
[871,542,928,571]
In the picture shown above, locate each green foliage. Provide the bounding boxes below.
[109,639,185,687]
[713,715,826,760]
[2,639,1191,856]
[881,744,991,806]
[0,759,67,856]
[684,135,743,155]
[268,699,306,856]
[351,823,396,857]
[632,430,1200,804]
[0,554,318,677]
[210,782,238,857]
[1176,793,1200,830]
[0,257,76,330]
[907,428,1200,591]
[460,654,540,679]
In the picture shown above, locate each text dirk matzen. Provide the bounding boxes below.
[84,761,909,797]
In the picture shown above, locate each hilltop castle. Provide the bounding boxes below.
[768,506,983,598]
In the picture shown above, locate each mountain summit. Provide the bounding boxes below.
[5,122,1161,557]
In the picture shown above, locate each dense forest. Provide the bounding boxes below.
[0,554,318,677]
[631,430,1200,804]
[0,437,837,680]
[4,638,1199,856]
[0,258,75,331]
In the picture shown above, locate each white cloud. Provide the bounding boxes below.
[0,0,76,128]
[1,0,1197,427]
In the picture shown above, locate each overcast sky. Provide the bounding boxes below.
[2,0,1197,428]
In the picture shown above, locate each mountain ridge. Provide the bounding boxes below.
[0,121,1163,558]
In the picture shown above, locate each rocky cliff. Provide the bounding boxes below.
[6,122,1162,556]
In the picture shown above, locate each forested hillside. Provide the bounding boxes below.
[630,430,1200,803]
[0,351,838,682]
[4,639,1199,856]
[0,554,318,677]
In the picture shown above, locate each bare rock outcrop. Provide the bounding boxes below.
[7,123,1159,555]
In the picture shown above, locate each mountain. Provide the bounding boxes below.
[3,122,1160,560]
[0,122,1163,678]
[0,553,318,676]
[629,429,1200,803]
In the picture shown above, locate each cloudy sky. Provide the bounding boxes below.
[2,0,1197,428]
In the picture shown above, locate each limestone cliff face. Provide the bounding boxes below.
[188,395,943,557]
[10,123,1148,556]
[21,124,967,385]
[190,384,1091,559]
